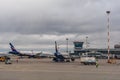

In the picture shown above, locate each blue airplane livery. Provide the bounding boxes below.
[9,43,41,58]
[53,41,75,62]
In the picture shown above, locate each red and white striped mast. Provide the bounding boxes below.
[106,11,110,63]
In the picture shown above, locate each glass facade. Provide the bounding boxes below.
[73,41,84,49]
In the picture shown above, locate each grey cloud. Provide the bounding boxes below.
[0,0,120,52]
[0,0,109,35]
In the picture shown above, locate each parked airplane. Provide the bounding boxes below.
[9,43,41,58]
[52,41,75,62]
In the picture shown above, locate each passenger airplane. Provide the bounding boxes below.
[9,43,41,58]
[52,41,75,62]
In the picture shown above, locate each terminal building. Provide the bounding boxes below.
[72,41,120,56]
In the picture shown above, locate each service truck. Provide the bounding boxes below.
[0,56,6,62]
[80,53,96,65]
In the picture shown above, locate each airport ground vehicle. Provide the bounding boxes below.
[4,56,12,64]
[80,53,96,65]
[0,56,6,62]
[0,56,12,64]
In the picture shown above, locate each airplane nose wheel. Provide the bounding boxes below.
[53,58,58,62]
[71,58,75,62]
[66,59,70,62]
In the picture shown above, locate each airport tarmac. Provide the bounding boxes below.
[0,58,120,80]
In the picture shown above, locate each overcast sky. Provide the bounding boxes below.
[0,0,120,53]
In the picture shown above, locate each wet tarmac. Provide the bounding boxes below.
[0,58,120,80]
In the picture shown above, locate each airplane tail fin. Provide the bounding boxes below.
[9,43,18,52]
[55,41,58,53]
[53,41,65,62]
[54,41,62,56]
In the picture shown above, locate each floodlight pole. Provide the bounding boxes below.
[66,38,68,53]
[85,36,89,54]
[106,11,110,63]
[86,36,88,49]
